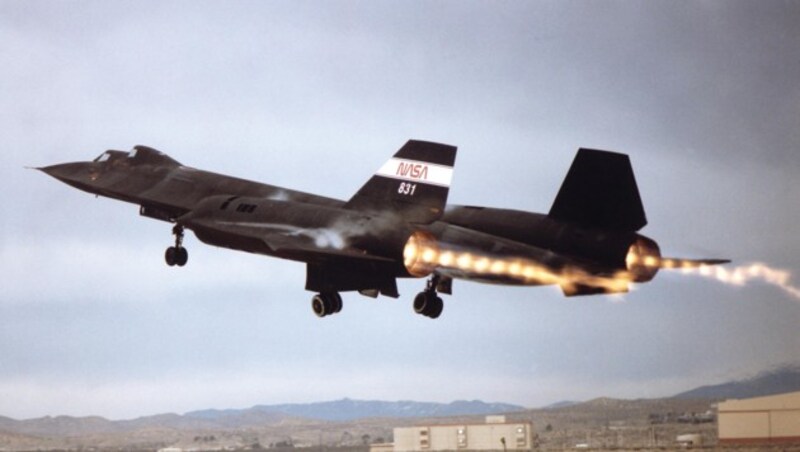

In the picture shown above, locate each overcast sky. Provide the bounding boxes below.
[2,0,799,420]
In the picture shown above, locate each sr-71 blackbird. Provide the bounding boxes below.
[38,140,727,318]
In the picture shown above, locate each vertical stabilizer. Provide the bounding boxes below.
[345,140,457,224]
[548,148,647,231]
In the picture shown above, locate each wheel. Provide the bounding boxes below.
[312,292,342,317]
[311,294,328,317]
[165,246,177,266]
[331,292,343,313]
[428,296,444,319]
[175,247,188,266]
[413,292,429,314]
[413,291,443,318]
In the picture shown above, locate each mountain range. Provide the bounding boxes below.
[2,363,799,446]
[0,399,523,437]
[187,398,524,422]
[672,363,800,399]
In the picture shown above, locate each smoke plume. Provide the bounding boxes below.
[681,263,800,300]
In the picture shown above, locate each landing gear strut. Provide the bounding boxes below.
[414,275,444,319]
[311,292,343,317]
[165,224,188,267]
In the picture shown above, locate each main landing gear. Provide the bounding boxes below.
[165,224,188,267]
[311,292,343,318]
[414,275,444,319]
[309,276,448,319]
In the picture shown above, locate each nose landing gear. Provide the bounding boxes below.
[165,224,188,267]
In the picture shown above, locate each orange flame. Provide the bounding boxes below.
[625,243,799,299]
[403,232,634,293]
[403,232,799,299]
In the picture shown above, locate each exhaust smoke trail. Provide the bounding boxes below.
[679,262,800,300]
[628,251,799,299]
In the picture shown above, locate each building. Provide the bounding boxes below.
[718,390,800,445]
[391,416,534,452]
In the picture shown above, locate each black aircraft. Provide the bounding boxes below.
[38,140,727,318]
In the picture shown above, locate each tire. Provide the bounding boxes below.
[413,292,428,314]
[165,246,177,266]
[311,294,327,317]
[428,296,444,319]
[332,292,343,313]
[414,292,444,319]
[175,247,188,266]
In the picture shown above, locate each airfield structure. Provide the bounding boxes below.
[389,416,534,452]
[718,390,800,445]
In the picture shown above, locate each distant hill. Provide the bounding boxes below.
[0,398,525,449]
[187,398,525,422]
[673,363,800,399]
[541,400,580,409]
[0,396,718,451]
[0,398,524,436]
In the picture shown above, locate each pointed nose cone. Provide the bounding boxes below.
[39,162,84,182]
[39,162,74,181]
[38,162,97,192]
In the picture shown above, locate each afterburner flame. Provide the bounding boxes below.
[626,244,800,300]
[404,232,798,300]
[403,231,634,293]
[403,231,439,277]
[624,238,662,282]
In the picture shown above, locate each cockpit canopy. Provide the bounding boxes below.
[93,145,181,166]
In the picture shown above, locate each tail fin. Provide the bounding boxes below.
[345,140,457,224]
[548,148,647,231]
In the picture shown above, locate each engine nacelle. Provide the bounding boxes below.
[625,235,662,282]
[401,227,664,285]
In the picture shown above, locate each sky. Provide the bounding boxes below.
[2,0,799,420]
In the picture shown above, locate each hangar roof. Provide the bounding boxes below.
[719,391,800,412]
